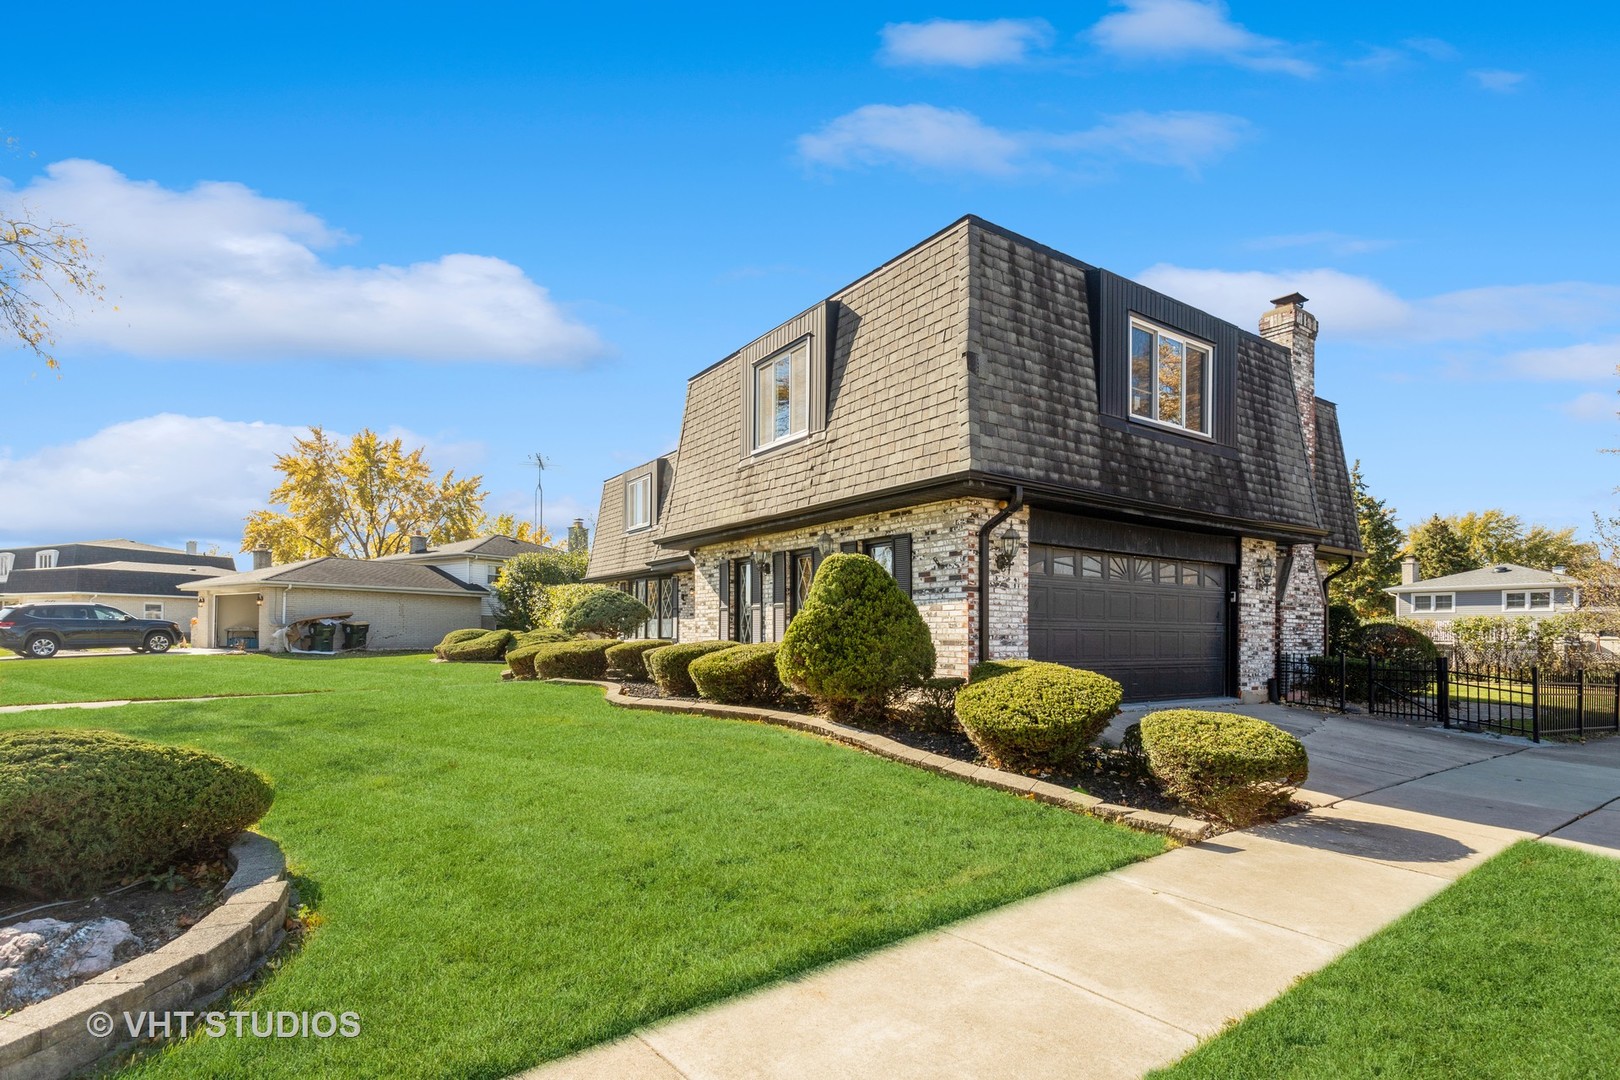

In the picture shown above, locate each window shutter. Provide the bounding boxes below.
[772,552,787,603]
[717,560,730,639]
[841,541,859,554]
[893,535,913,596]
[811,549,823,574]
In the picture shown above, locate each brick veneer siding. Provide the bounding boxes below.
[1237,538,1280,701]
[684,498,1027,678]
[1277,543,1326,657]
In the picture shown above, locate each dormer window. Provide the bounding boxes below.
[0,553,11,582]
[1129,318,1211,436]
[35,549,58,569]
[626,474,652,531]
[752,343,810,452]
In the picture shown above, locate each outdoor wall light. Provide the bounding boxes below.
[994,528,1022,572]
[1254,555,1276,590]
[815,531,835,554]
[255,593,265,607]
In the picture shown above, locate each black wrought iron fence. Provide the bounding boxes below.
[1276,653,1620,743]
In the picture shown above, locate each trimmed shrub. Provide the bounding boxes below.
[440,629,516,662]
[0,729,274,896]
[1352,621,1438,666]
[434,627,487,658]
[895,676,967,733]
[690,642,785,705]
[967,658,1039,683]
[954,662,1123,772]
[516,628,570,647]
[491,549,589,630]
[775,553,935,720]
[1139,709,1308,826]
[605,639,669,681]
[506,645,544,680]
[540,584,652,638]
[647,641,739,697]
[530,639,615,680]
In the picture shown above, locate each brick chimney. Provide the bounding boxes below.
[1401,556,1420,585]
[251,548,273,570]
[186,540,198,556]
[409,534,429,554]
[1259,292,1319,468]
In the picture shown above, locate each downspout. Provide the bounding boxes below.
[977,486,1025,665]
[1319,556,1355,653]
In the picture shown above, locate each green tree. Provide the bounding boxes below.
[491,550,588,630]
[242,427,487,561]
[1405,515,1473,580]
[1329,461,1403,618]
[1448,510,1596,571]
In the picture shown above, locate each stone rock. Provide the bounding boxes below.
[0,916,144,1009]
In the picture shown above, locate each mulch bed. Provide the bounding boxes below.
[0,859,232,952]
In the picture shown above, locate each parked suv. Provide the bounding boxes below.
[0,603,184,658]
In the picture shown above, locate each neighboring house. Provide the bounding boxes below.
[1387,558,1581,622]
[586,217,1360,701]
[181,551,486,652]
[372,533,553,627]
[0,539,236,629]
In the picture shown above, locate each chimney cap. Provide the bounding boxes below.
[1271,292,1309,308]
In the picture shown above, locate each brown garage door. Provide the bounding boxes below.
[1029,544,1230,701]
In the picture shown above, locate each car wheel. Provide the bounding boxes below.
[26,635,60,659]
[144,632,174,654]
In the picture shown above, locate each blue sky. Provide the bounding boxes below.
[2,2,1616,563]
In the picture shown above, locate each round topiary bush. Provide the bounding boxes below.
[434,627,487,658]
[967,658,1039,683]
[775,553,935,720]
[604,639,669,682]
[441,629,516,662]
[646,641,739,697]
[530,639,616,680]
[540,584,652,638]
[0,729,274,897]
[954,662,1123,772]
[1138,709,1308,826]
[1352,621,1439,666]
[690,642,785,705]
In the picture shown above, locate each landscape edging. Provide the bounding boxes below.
[0,832,290,1080]
[549,678,1212,843]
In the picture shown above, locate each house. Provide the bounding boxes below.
[585,217,1361,701]
[372,533,552,627]
[1387,558,1581,621]
[0,539,236,628]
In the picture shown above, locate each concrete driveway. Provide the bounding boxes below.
[527,703,1620,1080]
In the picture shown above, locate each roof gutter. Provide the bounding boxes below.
[1320,555,1355,653]
[977,486,1024,665]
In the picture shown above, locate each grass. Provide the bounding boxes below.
[1,654,1165,1078]
[0,652,396,705]
[1151,841,1620,1080]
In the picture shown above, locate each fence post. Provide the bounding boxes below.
[1368,656,1378,715]
[1530,666,1541,743]
[1338,653,1348,713]
[1577,670,1586,738]
[1613,672,1620,734]
[1437,656,1450,728]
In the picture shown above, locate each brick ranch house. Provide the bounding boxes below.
[585,217,1361,701]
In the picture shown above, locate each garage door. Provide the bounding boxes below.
[1029,544,1229,701]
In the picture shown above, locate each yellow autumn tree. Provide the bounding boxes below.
[483,512,553,547]
[2,199,103,370]
[242,428,488,561]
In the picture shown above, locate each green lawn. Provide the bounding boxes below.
[1152,841,1620,1080]
[1,654,1164,1079]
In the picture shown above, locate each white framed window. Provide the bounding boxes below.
[35,549,58,569]
[625,474,652,531]
[1129,318,1212,436]
[0,553,11,582]
[1410,593,1454,613]
[752,343,810,451]
[1504,590,1552,612]
[144,603,164,618]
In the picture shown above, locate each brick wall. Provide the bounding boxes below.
[685,497,1024,677]
[1237,538,1280,701]
[1277,542,1325,657]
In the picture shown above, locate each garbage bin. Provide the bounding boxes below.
[344,623,369,650]
[225,627,257,650]
[309,623,336,652]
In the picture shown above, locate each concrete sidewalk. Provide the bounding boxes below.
[524,710,1620,1080]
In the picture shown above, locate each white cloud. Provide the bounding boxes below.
[1135,264,1620,347]
[1471,69,1526,92]
[1246,231,1395,256]
[1503,339,1620,381]
[879,18,1054,67]
[2,160,605,364]
[1562,391,1617,422]
[1089,0,1315,76]
[797,104,1248,177]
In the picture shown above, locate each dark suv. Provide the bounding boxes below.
[0,603,184,658]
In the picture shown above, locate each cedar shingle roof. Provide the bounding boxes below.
[1312,401,1361,555]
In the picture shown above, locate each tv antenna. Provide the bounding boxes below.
[526,453,550,536]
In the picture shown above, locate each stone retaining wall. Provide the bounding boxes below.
[0,833,290,1080]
